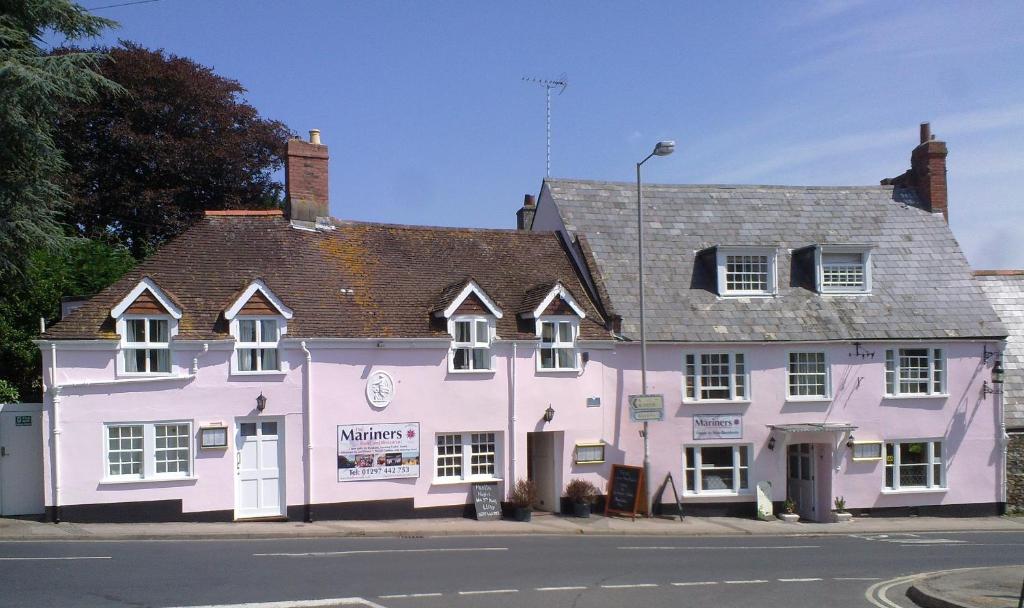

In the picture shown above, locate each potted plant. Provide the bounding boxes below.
[565,478,598,518]
[778,497,799,522]
[508,478,537,522]
[832,496,852,523]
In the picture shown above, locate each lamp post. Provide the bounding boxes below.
[637,140,675,517]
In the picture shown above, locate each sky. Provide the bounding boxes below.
[61,0,1024,269]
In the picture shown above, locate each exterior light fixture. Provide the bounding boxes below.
[993,359,1005,384]
[846,434,856,449]
[983,344,998,363]
[767,436,776,451]
[543,405,555,423]
[984,359,1006,396]
[256,392,267,412]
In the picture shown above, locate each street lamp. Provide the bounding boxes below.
[637,140,675,517]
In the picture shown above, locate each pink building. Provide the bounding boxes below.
[36,124,1007,522]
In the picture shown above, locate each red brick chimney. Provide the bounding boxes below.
[285,129,329,222]
[883,122,949,222]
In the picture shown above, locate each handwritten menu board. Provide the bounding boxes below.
[472,482,501,521]
[605,464,644,519]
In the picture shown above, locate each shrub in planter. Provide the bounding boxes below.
[832,496,852,522]
[778,497,799,522]
[508,479,537,522]
[565,478,598,518]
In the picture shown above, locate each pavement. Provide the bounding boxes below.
[908,566,1024,608]
[2,511,1024,541]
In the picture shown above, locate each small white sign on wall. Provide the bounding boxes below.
[693,414,743,440]
[366,371,395,408]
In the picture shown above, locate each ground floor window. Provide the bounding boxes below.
[885,440,944,490]
[683,445,750,494]
[434,432,499,482]
[105,421,192,480]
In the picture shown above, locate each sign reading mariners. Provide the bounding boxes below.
[629,394,664,422]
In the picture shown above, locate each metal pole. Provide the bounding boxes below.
[545,85,552,177]
[637,157,652,518]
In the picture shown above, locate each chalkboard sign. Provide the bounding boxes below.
[472,482,501,521]
[605,464,644,519]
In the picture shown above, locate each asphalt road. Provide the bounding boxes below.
[0,531,1022,608]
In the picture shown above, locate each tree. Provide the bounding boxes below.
[55,42,291,256]
[0,240,134,401]
[0,0,118,276]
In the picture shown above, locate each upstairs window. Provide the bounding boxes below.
[715,247,777,296]
[885,348,945,396]
[124,317,171,374]
[236,318,280,372]
[685,352,748,401]
[449,317,492,372]
[538,319,578,371]
[816,246,871,293]
[787,352,829,399]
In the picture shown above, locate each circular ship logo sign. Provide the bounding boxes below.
[366,371,395,409]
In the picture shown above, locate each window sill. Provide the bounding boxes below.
[431,477,503,486]
[683,490,752,498]
[683,400,751,405]
[118,372,175,379]
[784,397,832,403]
[883,394,950,400]
[230,370,287,377]
[881,487,947,495]
[447,369,496,375]
[718,293,776,299]
[536,368,580,374]
[819,291,871,296]
[100,476,198,486]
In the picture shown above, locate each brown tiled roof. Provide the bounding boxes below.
[44,215,610,341]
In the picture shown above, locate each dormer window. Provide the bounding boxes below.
[519,282,587,373]
[715,247,777,296]
[450,316,493,372]
[237,319,280,372]
[111,277,182,376]
[539,319,578,370]
[816,245,872,293]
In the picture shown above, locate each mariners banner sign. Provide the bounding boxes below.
[337,422,420,481]
[692,414,743,440]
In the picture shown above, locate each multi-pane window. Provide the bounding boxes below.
[236,319,280,372]
[821,252,865,289]
[787,352,829,398]
[539,319,577,370]
[885,441,944,490]
[434,432,500,482]
[725,255,769,293]
[105,422,191,480]
[684,353,748,401]
[451,317,491,371]
[684,445,750,494]
[124,318,170,373]
[885,348,945,396]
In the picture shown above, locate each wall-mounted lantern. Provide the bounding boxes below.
[846,433,856,449]
[256,392,267,412]
[983,359,1005,396]
[767,436,776,451]
[543,405,555,423]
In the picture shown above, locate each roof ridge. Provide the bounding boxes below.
[545,178,898,191]
[975,270,1024,276]
[327,217,559,235]
[205,209,284,217]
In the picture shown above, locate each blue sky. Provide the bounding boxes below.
[68,0,1023,268]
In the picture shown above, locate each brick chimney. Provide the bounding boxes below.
[516,194,536,230]
[882,122,949,221]
[285,129,329,222]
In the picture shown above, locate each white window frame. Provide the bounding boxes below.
[536,316,579,372]
[884,439,945,491]
[573,442,606,464]
[230,316,287,375]
[447,315,494,373]
[103,421,193,482]
[683,444,751,496]
[116,314,176,376]
[683,352,750,402]
[884,347,947,397]
[786,351,831,400]
[716,247,777,296]
[433,431,502,483]
[816,245,872,294]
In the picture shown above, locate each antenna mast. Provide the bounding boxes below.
[522,73,567,177]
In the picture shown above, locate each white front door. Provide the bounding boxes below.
[235,418,285,520]
[0,411,44,516]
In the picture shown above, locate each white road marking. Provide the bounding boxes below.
[536,586,588,591]
[0,552,112,556]
[865,567,990,608]
[166,598,385,608]
[600,583,659,589]
[619,545,819,550]
[254,547,507,557]
[671,581,718,587]
[457,589,518,596]
[896,539,966,545]
[779,578,822,582]
[407,593,442,598]
[724,580,768,584]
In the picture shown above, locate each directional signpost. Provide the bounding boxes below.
[629,394,664,422]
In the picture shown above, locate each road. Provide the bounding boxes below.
[0,530,1022,607]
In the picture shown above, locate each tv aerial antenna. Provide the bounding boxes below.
[522,73,568,177]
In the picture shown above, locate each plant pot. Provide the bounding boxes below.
[778,512,799,523]
[513,506,532,522]
[832,511,852,523]
[572,502,591,518]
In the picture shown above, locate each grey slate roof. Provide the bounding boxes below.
[543,179,1006,343]
[975,272,1024,429]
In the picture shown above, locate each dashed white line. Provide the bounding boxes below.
[724,579,768,584]
[779,578,822,582]
[536,586,588,591]
[619,545,819,550]
[457,589,518,596]
[254,547,507,557]
[672,581,718,587]
[600,583,659,589]
[406,593,442,598]
[0,556,112,561]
